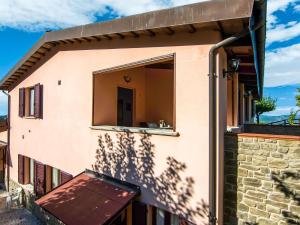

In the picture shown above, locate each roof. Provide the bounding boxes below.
[0,0,259,91]
[35,170,140,225]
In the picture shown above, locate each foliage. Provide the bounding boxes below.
[288,88,300,125]
[255,97,277,124]
[296,88,300,107]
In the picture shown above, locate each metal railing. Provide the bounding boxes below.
[268,119,300,126]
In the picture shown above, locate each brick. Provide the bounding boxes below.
[290,205,300,214]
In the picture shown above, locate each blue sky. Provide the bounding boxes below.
[0,0,299,116]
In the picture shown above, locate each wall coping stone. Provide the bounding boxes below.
[226,132,300,141]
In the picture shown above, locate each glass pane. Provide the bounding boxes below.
[171,214,179,225]
[30,159,34,185]
[52,168,60,188]
[156,208,165,225]
[30,88,35,116]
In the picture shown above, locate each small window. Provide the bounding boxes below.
[52,167,60,189]
[19,84,43,118]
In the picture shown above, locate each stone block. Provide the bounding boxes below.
[265,200,288,210]
[257,218,277,225]
[269,159,288,169]
[278,140,300,147]
[244,178,262,187]
[266,205,280,214]
[249,208,270,217]
[246,190,267,199]
[278,147,289,153]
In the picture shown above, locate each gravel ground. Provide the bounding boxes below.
[0,208,43,225]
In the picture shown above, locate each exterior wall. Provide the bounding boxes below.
[224,133,300,225]
[8,30,225,224]
[93,67,174,127]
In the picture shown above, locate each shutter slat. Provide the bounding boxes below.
[18,155,24,184]
[34,161,45,197]
[34,84,43,118]
[60,171,73,185]
[19,88,25,117]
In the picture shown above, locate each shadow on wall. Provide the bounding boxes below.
[271,171,300,225]
[92,132,209,224]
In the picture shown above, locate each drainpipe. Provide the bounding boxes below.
[2,90,10,191]
[208,27,258,225]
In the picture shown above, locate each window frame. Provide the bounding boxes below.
[92,53,177,132]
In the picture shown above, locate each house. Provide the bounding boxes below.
[0,0,266,225]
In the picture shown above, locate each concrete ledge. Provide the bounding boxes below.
[90,125,179,137]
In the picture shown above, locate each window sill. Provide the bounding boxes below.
[90,125,179,137]
[24,116,36,119]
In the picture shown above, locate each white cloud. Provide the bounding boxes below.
[264,106,299,116]
[267,22,300,44]
[266,0,300,45]
[265,43,300,87]
[0,0,204,31]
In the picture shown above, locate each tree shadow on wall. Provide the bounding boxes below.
[92,132,209,224]
[271,171,300,225]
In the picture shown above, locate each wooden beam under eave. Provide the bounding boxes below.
[103,35,112,40]
[90,36,101,41]
[130,31,140,38]
[146,29,156,37]
[166,27,175,35]
[116,33,125,39]
[82,37,92,42]
[188,24,197,33]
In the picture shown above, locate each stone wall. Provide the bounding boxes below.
[224,133,300,225]
[9,179,64,225]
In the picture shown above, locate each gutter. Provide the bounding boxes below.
[2,90,10,191]
[208,22,264,225]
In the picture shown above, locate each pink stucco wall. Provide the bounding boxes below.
[8,30,226,224]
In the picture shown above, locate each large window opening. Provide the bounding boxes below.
[93,56,175,130]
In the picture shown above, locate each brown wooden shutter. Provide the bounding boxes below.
[132,202,147,225]
[18,155,24,184]
[60,171,73,185]
[34,161,45,197]
[164,211,171,225]
[34,83,43,118]
[45,165,52,193]
[19,88,25,117]
[152,206,157,225]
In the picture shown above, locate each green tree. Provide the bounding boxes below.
[255,97,277,124]
[288,88,300,125]
[296,88,300,107]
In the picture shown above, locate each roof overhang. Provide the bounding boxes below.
[36,170,140,225]
[0,0,259,91]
